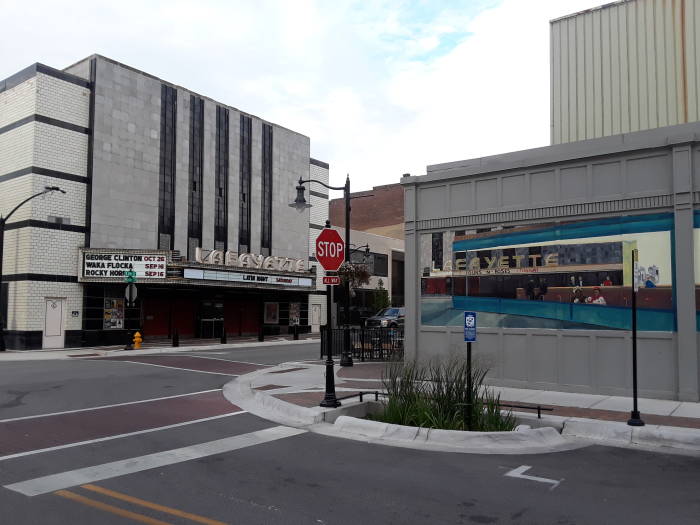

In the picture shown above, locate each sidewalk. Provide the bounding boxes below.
[223,360,700,454]
[0,334,320,361]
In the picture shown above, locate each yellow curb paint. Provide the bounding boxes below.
[82,484,229,525]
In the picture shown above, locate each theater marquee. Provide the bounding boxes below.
[80,250,168,281]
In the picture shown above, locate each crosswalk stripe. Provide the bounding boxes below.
[5,426,306,496]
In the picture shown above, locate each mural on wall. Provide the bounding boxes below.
[420,214,675,331]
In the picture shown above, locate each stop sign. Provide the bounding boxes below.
[315,229,345,271]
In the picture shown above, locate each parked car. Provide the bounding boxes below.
[364,307,405,328]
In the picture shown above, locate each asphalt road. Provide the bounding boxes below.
[1,341,699,525]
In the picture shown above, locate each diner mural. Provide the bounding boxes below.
[421,213,675,331]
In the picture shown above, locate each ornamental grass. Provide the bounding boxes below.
[374,357,516,432]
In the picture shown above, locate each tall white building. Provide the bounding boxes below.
[1,55,321,349]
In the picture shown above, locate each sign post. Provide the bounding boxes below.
[464,312,477,431]
[628,249,644,426]
[316,222,345,408]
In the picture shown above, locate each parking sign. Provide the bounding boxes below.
[464,311,477,342]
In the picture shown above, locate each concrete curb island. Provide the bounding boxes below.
[227,362,699,455]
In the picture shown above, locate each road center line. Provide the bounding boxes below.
[6,426,307,496]
[82,484,228,525]
[0,411,247,462]
[55,490,171,525]
[0,389,222,423]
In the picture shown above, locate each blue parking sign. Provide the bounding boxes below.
[464,311,477,342]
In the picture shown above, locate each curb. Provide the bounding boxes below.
[223,364,326,427]
[222,363,585,455]
[331,415,571,454]
[562,417,700,451]
[0,338,319,361]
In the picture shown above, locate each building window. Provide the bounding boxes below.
[239,114,252,252]
[158,84,177,250]
[261,123,273,255]
[372,253,389,277]
[215,106,229,251]
[431,232,443,270]
[188,95,204,259]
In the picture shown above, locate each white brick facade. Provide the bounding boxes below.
[0,77,36,128]
[36,73,90,128]
[0,65,89,348]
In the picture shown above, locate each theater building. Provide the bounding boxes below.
[0,55,323,349]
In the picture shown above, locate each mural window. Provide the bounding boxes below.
[420,214,675,331]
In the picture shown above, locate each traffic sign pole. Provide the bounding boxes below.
[628,249,644,427]
[318,221,341,408]
[464,312,477,431]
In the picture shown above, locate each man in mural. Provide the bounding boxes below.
[571,287,586,304]
[586,287,607,305]
[525,279,536,300]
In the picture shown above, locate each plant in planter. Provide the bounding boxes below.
[336,261,371,291]
[377,357,516,432]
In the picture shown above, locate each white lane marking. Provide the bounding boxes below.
[0,389,222,423]
[111,360,239,376]
[5,426,306,496]
[504,465,563,491]
[0,411,247,462]
[180,355,269,367]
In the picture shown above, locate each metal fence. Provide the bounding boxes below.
[320,327,404,361]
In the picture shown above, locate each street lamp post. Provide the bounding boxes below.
[0,186,66,352]
[290,175,354,367]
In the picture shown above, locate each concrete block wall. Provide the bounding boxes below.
[308,160,329,329]
[271,125,311,262]
[65,55,312,263]
[89,57,161,249]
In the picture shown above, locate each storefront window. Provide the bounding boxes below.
[421,213,675,331]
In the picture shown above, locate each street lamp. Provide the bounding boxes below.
[0,186,65,352]
[290,174,354,367]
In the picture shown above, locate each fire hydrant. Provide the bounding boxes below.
[133,331,143,349]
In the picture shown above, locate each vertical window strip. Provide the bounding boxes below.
[215,106,229,250]
[261,123,273,252]
[188,95,204,259]
[158,84,177,250]
[239,114,252,252]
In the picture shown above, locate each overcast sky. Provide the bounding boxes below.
[1,0,602,192]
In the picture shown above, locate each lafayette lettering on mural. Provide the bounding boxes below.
[452,253,559,272]
[195,248,305,273]
[82,252,167,279]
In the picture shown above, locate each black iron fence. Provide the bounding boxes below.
[320,327,404,361]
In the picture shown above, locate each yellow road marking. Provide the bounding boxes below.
[82,484,229,525]
[54,489,172,525]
